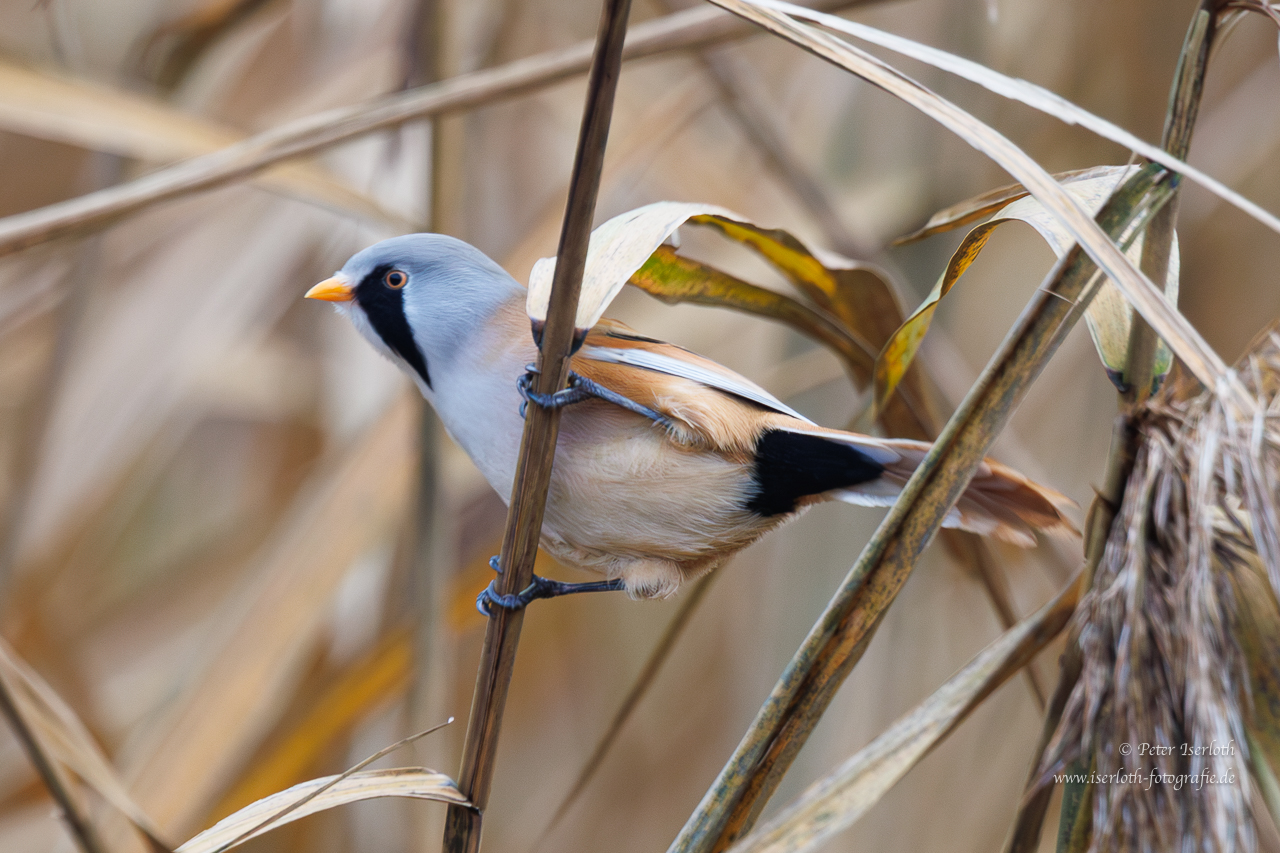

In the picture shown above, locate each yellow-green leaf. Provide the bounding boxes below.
[875,166,1180,411]
[630,245,878,376]
[526,201,901,364]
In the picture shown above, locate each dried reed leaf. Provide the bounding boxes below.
[0,638,168,849]
[895,167,1125,244]
[119,394,417,837]
[750,0,1280,238]
[876,166,1179,409]
[177,768,466,853]
[0,61,413,230]
[725,575,1079,853]
[707,0,1233,394]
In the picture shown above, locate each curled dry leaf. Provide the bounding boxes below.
[894,166,1126,245]
[629,245,878,376]
[0,638,169,849]
[875,166,1180,411]
[526,201,898,359]
[177,768,467,853]
[527,201,739,334]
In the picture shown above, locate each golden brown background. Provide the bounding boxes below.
[0,0,1277,851]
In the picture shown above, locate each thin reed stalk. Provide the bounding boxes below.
[441,2,632,851]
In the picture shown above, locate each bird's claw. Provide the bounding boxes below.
[517,368,588,417]
[475,575,556,616]
[474,574,627,616]
[488,555,502,574]
[515,368,673,428]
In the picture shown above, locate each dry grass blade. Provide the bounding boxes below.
[751,0,1280,238]
[667,164,1177,853]
[726,573,1080,853]
[708,0,1234,395]
[199,720,455,853]
[0,4,786,259]
[0,653,108,853]
[177,768,467,853]
[894,167,1127,244]
[0,61,412,230]
[0,638,169,851]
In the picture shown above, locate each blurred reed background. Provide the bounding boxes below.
[0,1,1277,852]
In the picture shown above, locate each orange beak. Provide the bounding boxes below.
[305,276,355,302]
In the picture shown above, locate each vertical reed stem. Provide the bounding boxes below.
[441,3,632,851]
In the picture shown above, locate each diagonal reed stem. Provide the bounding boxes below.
[668,163,1181,853]
[440,3,632,852]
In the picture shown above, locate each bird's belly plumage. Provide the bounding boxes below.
[430,349,774,596]
[543,403,767,564]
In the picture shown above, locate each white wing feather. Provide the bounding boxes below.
[580,345,812,423]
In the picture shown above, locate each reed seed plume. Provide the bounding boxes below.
[1044,327,1280,853]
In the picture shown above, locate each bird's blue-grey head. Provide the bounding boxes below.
[307,233,523,390]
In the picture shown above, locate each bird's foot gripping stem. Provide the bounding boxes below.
[517,365,671,427]
[476,561,625,616]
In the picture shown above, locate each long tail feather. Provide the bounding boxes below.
[784,428,1078,546]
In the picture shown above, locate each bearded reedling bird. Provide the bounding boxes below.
[307,234,1075,613]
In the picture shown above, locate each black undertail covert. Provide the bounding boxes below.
[747,429,885,517]
[355,264,431,387]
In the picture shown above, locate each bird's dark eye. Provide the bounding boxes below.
[384,270,408,289]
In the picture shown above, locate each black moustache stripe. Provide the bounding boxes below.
[354,264,431,387]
